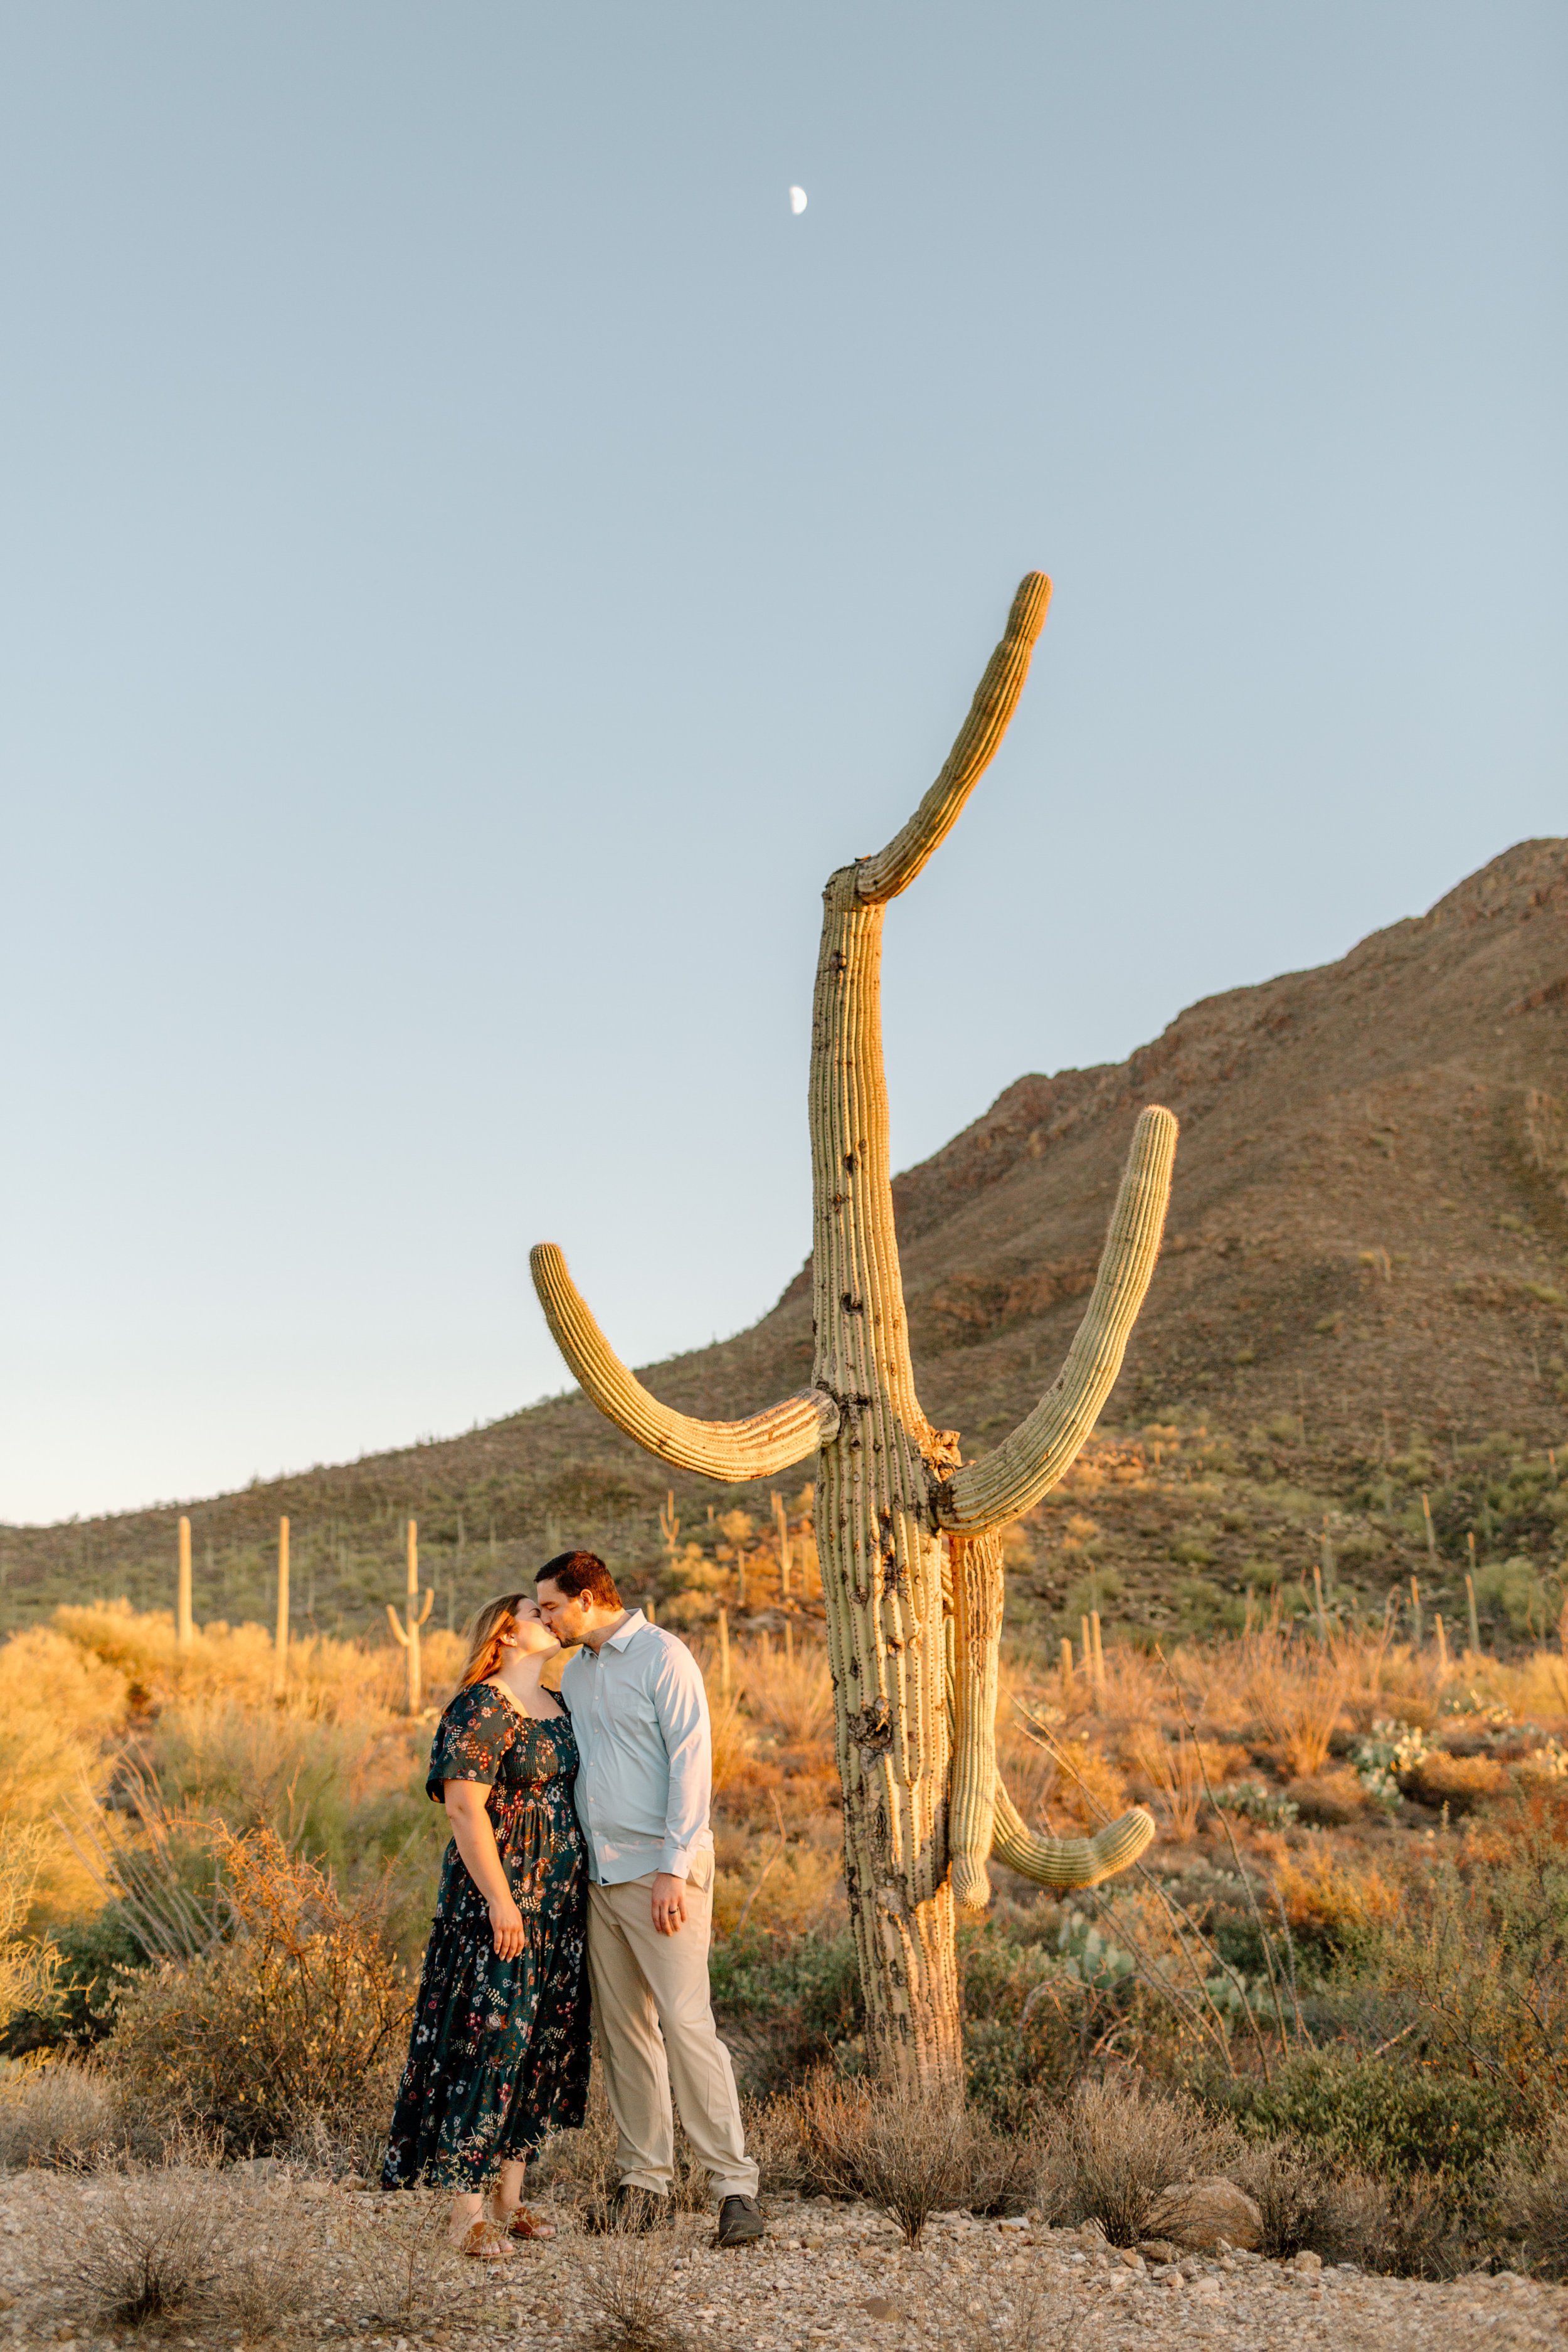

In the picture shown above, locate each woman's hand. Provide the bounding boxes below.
[489,1895,526,1959]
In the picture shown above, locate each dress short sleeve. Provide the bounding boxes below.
[426,1684,517,1803]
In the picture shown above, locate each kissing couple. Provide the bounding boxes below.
[381,1549,763,2255]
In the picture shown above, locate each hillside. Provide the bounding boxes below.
[6,837,1568,1650]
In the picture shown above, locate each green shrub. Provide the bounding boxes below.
[1209,2049,1518,2183]
[710,1929,862,2092]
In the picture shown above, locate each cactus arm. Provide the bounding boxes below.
[418,1589,435,1628]
[855,573,1052,906]
[531,1243,840,1479]
[935,1106,1178,1535]
[991,1779,1156,1888]
[948,1530,1004,1910]
[386,1604,409,1648]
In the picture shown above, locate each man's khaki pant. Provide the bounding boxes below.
[587,1862,758,2200]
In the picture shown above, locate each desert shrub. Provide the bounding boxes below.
[103,1826,410,2154]
[958,1922,1110,2126]
[1273,1843,1400,1958]
[579,2239,689,2352]
[43,2159,325,2338]
[1036,2074,1239,2247]
[711,1929,862,2093]
[787,2074,1027,2245]
[1493,2112,1568,2277]
[1357,1793,1568,2122]
[1210,2048,1517,2182]
[1402,1752,1511,1813]
[0,2056,120,2167]
[26,1905,147,2051]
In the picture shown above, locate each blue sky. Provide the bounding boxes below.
[2,3,1563,1520]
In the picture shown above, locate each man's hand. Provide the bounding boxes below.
[650,1872,687,1936]
[489,1895,527,1959]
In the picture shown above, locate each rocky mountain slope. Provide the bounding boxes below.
[7,839,1568,1641]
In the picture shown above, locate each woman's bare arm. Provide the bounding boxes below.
[443,1781,526,1959]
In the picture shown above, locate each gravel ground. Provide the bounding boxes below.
[0,2171,1563,2351]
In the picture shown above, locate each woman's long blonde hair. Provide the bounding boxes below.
[459,1592,531,1688]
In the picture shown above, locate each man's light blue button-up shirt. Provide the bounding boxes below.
[559,1611,714,1886]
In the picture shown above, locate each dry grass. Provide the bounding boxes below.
[1126,1727,1204,1841]
[578,2238,690,2352]
[1241,1631,1348,1779]
[787,2075,1027,2246]
[917,2270,1088,2352]
[1493,2112,1568,2278]
[738,1647,834,1747]
[348,2187,489,2334]
[1036,2075,1240,2247]
[0,2057,120,2168]
[41,2155,325,2338]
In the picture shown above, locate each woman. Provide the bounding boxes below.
[381,1593,590,2255]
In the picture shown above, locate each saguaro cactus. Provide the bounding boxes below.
[531,575,1175,2090]
[176,1515,193,1650]
[388,1517,434,1714]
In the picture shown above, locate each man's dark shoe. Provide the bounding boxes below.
[584,2184,667,2236]
[716,2195,765,2249]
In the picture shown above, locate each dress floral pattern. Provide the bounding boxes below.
[381,1684,590,2190]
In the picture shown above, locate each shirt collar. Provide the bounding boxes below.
[602,1609,647,1653]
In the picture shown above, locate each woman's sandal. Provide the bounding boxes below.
[457,2221,512,2262]
[504,2206,557,2240]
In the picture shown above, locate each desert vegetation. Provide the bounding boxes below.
[1,1443,1567,2336]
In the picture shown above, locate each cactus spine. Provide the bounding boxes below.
[388,1516,434,1714]
[531,573,1175,2090]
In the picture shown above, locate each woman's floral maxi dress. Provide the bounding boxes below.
[381,1685,590,2190]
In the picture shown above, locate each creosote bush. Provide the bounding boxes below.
[104,1826,410,2154]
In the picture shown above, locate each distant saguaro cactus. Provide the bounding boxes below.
[388,1517,433,1714]
[176,1515,193,1650]
[531,575,1174,2091]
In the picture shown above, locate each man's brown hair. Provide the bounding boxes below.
[536,1550,621,1609]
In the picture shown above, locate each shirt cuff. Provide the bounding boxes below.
[660,1842,696,1879]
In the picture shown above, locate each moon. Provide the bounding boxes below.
[788,186,807,216]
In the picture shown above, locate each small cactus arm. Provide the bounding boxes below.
[529,1242,840,1480]
[385,1590,433,1646]
[946,1527,1155,1909]
[935,1104,1178,1537]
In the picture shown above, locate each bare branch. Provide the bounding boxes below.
[990,1775,1155,1888]
[855,573,1052,904]
[936,1106,1177,1533]
[530,1243,840,1480]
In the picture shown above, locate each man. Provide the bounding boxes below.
[534,1549,763,2247]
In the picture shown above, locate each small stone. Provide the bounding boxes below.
[1138,2239,1181,2264]
[1291,2250,1323,2274]
[862,2297,900,2323]
[1145,2178,1264,2254]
